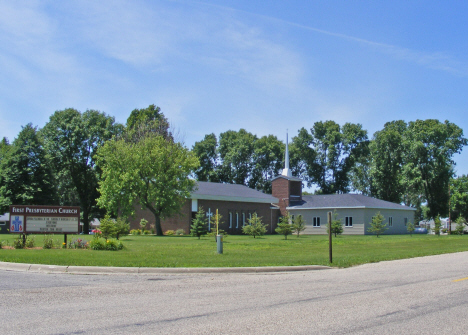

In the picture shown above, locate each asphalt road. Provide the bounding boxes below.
[1,252,468,334]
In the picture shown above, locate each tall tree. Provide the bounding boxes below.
[405,119,467,219]
[125,104,171,142]
[0,124,56,212]
[450,175,468,220]
[96,134,199,236]
[290,128,315,184]
[41,108,122,233]
[218,129,256,185]
[298,121,368,193]
[192,133,219,182]
[249,134,284,193]
[369,121,407,203]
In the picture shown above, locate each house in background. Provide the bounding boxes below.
[0,213,9,234]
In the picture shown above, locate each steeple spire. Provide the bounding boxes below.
[282,130,292,177]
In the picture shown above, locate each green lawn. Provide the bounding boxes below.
[0,234,467,268]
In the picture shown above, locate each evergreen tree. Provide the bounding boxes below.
[191,207,208,239]
[328,210,344,237]
[242,213,267,238]
[367,212,387,237]
[292,214,306,237]
[275,213,293,240]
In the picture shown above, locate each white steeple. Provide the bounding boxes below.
[282,130,292,177]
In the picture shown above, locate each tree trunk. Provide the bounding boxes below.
[154,213,163,236]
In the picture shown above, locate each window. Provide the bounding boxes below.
[345,217,353,227]
[388,217,393,227]
[236,212,239,228]
[229,212,232,228]
[313,217,321,227]
[242,213,246,226]
[404,217,408,226]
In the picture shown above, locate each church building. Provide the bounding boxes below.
[130,133,416,235]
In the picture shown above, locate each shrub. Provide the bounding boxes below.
[130,229,141,235]
[13,236,24,249]
[43,235,54,249]
[25,235,35,248]
[407,222,415,236]
[143,230,152,235]
[165,230,175,236]
[327,210,344,237]
[89,237,106,250]
[175,229,185,236]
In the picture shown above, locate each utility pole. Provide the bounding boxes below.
[328,211,332,263]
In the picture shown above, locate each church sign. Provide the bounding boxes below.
[9,205,80,234]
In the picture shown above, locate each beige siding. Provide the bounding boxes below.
[289,207,414,235]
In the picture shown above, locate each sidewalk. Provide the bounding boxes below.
[0,261,331,275]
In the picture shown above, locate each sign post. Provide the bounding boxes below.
[328,211,333,264]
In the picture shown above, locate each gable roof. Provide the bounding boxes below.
[191,181,278,204]
[287,194,416,211]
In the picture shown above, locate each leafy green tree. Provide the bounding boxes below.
[405,119,467,219]
[191,207,208,239]
[192,133,219,182]
[41,108,122,233]
[367,212,387,237]
[407,221,415,236]
[249,134,284,193]
[292,214,306,237]
[0,124,56,212]
[275,213,293,240]
[369,121,407,203]
[96,134,199,236]
[289,128,315,181]
[450,175,468,220]
[328,210,344,237]
[125,104,171,142]
[293,121,368,193]
[242,213,267,238]
[218,129,256,185]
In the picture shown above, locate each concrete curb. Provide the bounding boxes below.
[0,261,331,275]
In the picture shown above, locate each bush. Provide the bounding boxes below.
[25,235,35,248]
[13,236,24,249]
[89,237,106,250]
[142,230,152,235]
[130,229,141,235]
[105,239,124,251]
[165,230,175,236]
[43,235,54,249]
[89,237,123,251]
[275,214,293,240]
[175,229,185,236]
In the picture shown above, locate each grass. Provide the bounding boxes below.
[0,233,467,268]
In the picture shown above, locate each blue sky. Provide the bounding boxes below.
[1,0,468,176]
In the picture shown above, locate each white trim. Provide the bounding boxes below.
[286,206,416,211]
[192,195,276,204]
